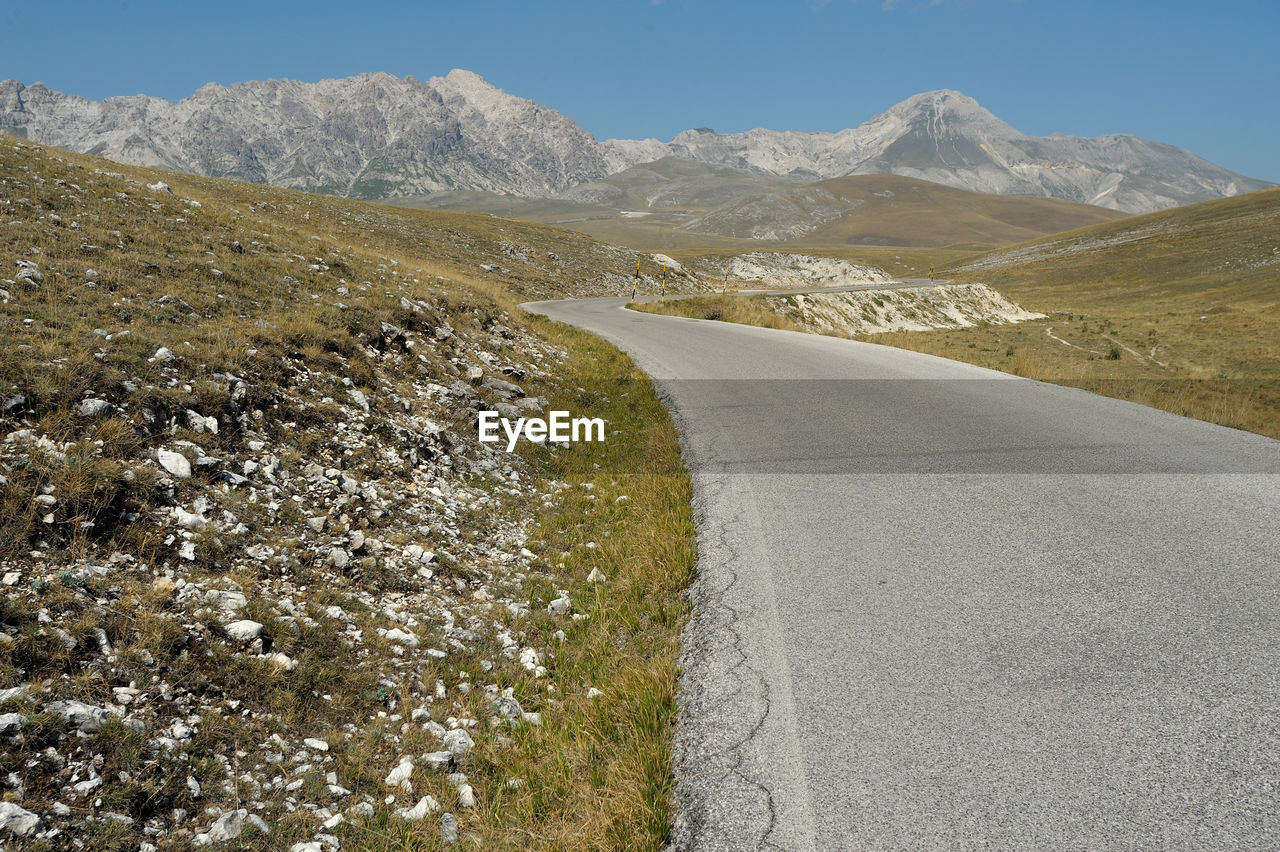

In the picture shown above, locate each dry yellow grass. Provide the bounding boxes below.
[921,187,1280,438]
[790,174,1128,247]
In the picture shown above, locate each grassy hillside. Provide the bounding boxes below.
[396,172,1127,253]
[903,186,1280,438]
[948,185,1280,301]
[0,137,693,850]
[794,175,1129,247]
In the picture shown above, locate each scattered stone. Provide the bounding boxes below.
[186,409,218,433]
[224,620,264,641]
[304,737,330,752]
[547,595,571,616]
[456,784,476,808]
[78,398,112,417]
[442,728,474,756]
[44,700,108,733]
[267,653,298,671]
[492,696,524,720]
[73,774,103,794]
[384,627,419,647]
[347,802,375,818]
[172,506,207,529]
[205,589,247,612]
[0,714,24,735]
[207,809,245,842]
[379,321,406,345]
[385,756,415,788]
[441,812,459,845]
[157,449,193,479]
[587,567,607,584]
[398,795,440,821]
[213,470,250,487]
[0,802,43,837]
[483,377,524,397]
[422,751,453,771]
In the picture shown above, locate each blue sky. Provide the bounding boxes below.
[3,0,1277,181]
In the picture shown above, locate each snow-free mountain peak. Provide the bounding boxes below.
[875,89,1020,137]
[0,72,1269,213]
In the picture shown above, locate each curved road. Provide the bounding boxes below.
[524,297,1280,850]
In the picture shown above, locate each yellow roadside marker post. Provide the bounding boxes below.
[632,258,640,301]
[930,263,935,281]
[661,263,667,304]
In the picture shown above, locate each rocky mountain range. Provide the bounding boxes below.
[1,71,1271,214]
[631,90,1272,214]
[0,71,610,198]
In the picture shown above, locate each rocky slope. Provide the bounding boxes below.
[770,284,1046,335]
[2,74,1270,215]
[0,138,691,850]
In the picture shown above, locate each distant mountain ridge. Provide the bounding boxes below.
[0,71,610,198]
[611,90,1271,213]
[1,72,1271,213]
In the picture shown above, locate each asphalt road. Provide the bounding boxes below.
[523,297,1280,850]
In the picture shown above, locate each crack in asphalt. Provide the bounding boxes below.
[659,382,793,851]
[669,473,779,850]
